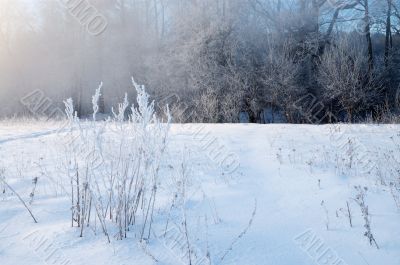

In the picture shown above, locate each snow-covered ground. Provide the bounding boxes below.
[1,122,400,265]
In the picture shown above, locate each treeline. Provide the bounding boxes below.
[0,0,400,123]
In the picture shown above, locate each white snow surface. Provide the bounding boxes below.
[0,122,400,265]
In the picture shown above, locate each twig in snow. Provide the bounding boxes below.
[0,177,38,223]
[219,199,257,263]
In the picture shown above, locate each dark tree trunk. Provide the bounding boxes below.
[385,0,392,68]
[364,0,374,73]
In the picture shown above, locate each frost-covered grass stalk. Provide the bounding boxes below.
[321,200,330,230]
[92,82,103,121]
[354,186,379,249]
[29,177,38,205]
[63,78,171,242]
[345,201,353,228]
[387,134,400,209]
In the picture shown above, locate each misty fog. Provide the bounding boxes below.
[1,0,399,123]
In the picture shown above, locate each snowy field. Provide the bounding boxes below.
[1,121,400,265]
